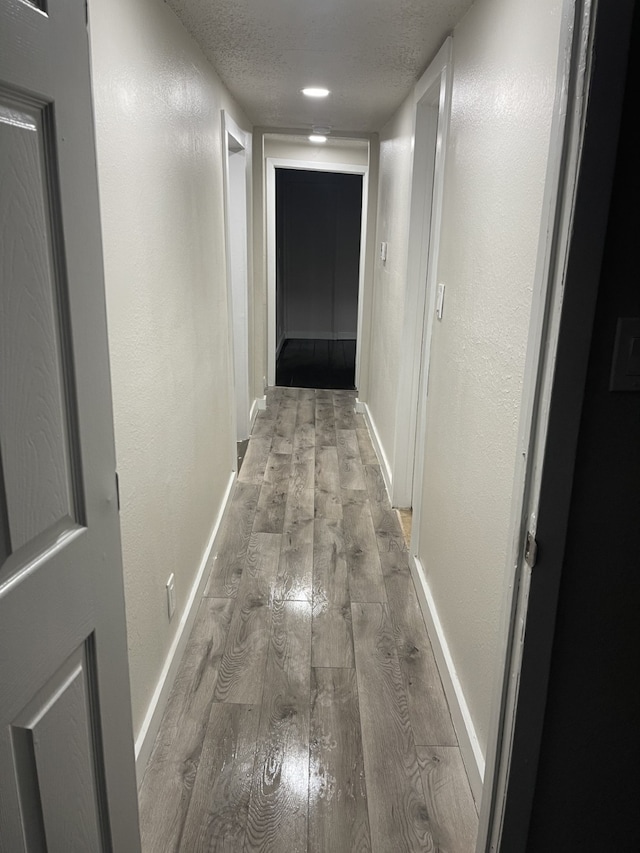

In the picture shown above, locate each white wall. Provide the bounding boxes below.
[263,135,370,167]
[363,0,563,763]
[88,0,252,744]
[417,0,562,759]
[365,100,416,471]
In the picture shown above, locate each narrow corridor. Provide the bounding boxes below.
[138,387,478,851]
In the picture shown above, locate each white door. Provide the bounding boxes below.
[0,1,140,850]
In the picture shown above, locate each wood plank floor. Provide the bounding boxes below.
[139,388,478,853]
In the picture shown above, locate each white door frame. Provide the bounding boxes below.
[266,157,369,387]
[392,38,453,517]
[222,111,251,443]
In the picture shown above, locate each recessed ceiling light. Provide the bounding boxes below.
[309,135,327,143]
[312,125,332,135]
[302,87,330,98]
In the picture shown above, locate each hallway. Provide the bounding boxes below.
[138,387,477,851]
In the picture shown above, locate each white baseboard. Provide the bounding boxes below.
[134,471,236,786]
[409,554,485,805]
[249,395,266,429]
[357,400,392,501]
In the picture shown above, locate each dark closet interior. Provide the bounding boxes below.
[275,168,363,389]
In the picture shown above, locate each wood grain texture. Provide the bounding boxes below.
[293,423,316,451]
[180,703,260,852]
[291,446,315,500]
[309,668,371,853]
[264,391,281,417]
[377,541,412,579]
[336,429,366,490]
[384,573,456,747]
[334,406,356,431]
[356,429,378,466]
[364,464,407,556]
[273,402,297,455]
[273,388,299,402]
[205,483,260,598]
[263,452,293,485]
[141,402,478,852]
[314,427,337,448]
[252,411,277,438]
[275,487,314,602]
[245,600,311,852]
[296,399,316,428]
[213,533,281,704]
[333,400,365,432]
[253,453,291,533]
[314,399,336,448]
[312,517,348,607]
[139,598,235,851]
[351,602,434,852]
[312,602,354,668]
[253,484,289,534]
[342,491,387,603]
[314,446,342,520]
[416,746,478,852]
[239,437,272,485]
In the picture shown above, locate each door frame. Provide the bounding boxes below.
[222,111,251,444]
[392,37,453,518]
[265,157,369,387]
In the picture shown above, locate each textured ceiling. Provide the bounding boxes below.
[166,0,474,132]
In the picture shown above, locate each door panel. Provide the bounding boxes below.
[0,0,140,849]
[0,97,79,559]
[11,645,104,852]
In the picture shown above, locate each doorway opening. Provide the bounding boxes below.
[266,153,369,389]
[392,40,452,518]
[222,112,250,456]
[274,168,363,389]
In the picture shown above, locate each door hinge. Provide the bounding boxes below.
[115,472,120,511]
[524,530,537,568]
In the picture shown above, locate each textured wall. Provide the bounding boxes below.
[416,0,562,755]
[365,98,415,467]
[88,0,251,737]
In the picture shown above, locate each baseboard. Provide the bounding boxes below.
[357,400,392,501]
[249,395,266,429]
[134,470,236,786]
[409,554,485,805]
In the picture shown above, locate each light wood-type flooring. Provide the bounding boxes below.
[139,387,478,852]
